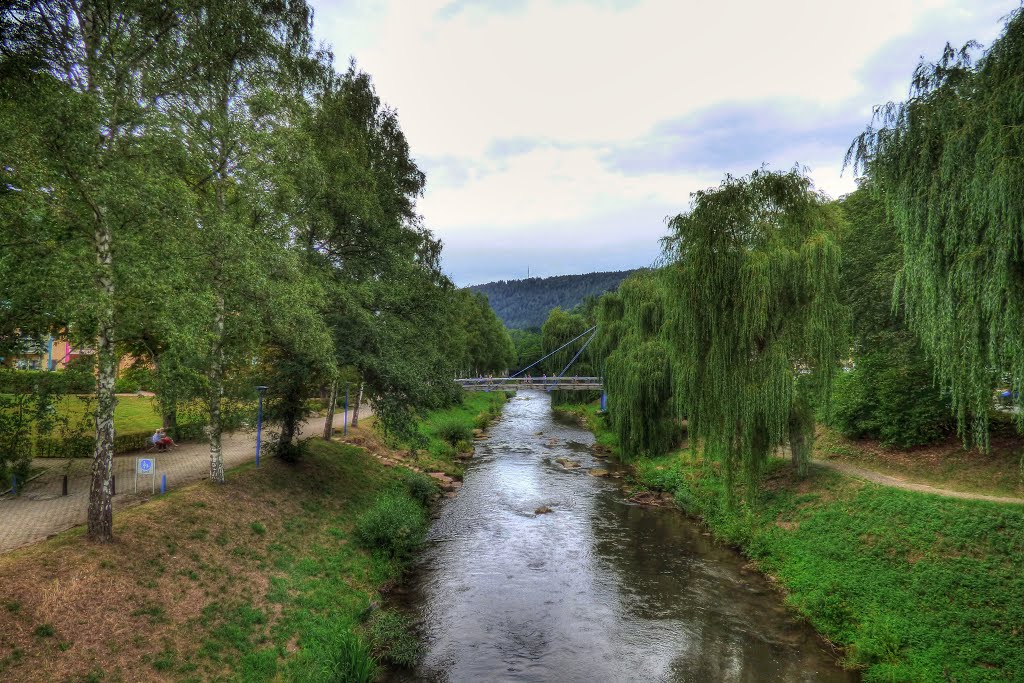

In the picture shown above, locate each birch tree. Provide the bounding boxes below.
[0,0,182,540]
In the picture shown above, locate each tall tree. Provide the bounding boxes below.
[291,64,461,440]
[829,185,951,446]
[662,168,844,482]
[849,9,1024,449]
[597,270,680,458]
[167,0,317,482]
[1,0,182,540]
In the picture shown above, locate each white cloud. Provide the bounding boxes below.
[307,0,1013,283]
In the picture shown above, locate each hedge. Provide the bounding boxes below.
[32,410,251,458]
[0,370,94,395]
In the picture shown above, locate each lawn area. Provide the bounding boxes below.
[54,394,164,434]
[564,401,1024,682]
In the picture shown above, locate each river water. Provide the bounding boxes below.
[388,391,856,682]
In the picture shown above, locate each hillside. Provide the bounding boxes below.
[469,270,638,329]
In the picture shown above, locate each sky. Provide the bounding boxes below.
[307,0,1015,286]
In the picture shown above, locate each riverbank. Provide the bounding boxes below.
[559,403,1024,682]
[0,393,504,682]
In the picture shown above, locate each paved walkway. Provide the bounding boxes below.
[0,407,368,554]
[814,458,1024,505]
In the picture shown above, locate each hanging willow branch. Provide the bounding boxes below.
[597,270,680,458]
[662,168,844,485]
[847,9,1024,450]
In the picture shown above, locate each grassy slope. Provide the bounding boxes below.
[563,403,1024,683]
[0,392,504,682]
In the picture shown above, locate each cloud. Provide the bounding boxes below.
[603,100,865,178]
[436,0,529,21]
[308,0,1016,284]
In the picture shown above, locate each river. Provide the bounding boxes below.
[387,391,856,682]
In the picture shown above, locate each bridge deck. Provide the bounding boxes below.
[456,377,603,392]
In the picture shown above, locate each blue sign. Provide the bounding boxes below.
[138,458,154,474]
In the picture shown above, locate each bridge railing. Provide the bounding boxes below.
[455,376,603,391]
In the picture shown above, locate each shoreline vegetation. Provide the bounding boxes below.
[556,402,1024,683]
[0,393,505,682]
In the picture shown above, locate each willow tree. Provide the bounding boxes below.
[597,270,680,458]
[663,168,844,482]
[848,10,1024,449]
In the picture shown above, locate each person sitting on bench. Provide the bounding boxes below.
[151,429,175,451]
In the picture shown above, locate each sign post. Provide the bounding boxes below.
[135,457,156,494]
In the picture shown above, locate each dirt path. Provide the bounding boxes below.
[813,458,1024,505]
[0,406,369,555]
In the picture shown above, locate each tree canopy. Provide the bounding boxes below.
[662,168,844,481]
[849,8,1024,449]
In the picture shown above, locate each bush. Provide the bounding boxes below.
[114,366,155,394]
[827,346,953,448]
[402,470,438,506]
[354,493,427,559]
[473,413,490,431]
[433,417,472,447]
[0,369,94,394]
[367,610,420,668]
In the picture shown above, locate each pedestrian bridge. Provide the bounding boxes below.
[456,376,603,392]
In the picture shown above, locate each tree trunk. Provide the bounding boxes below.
[162,405,177,434]
[788,396,814,478]
[208,293,226,484]
[352,382,364,427]
[87,222,116,542]
[322,380,337,439]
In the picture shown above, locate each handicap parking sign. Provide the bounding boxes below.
[138,458,154,474]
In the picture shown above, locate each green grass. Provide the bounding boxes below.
[0,395,484,681]
[564,399,1024,681]
[400,392,508,475]
[637,456,1024,680]
[53,394,164,433]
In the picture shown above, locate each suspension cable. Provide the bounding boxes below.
[554,329,597,381]
[510,326,597,378]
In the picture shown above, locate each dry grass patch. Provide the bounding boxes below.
[0,439,406,683]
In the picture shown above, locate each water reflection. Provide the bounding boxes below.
[388,392,855,682]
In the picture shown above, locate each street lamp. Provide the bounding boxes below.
[343,383,350,437]
[255,386,268,466]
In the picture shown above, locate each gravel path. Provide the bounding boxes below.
[814,458,1024,505]
[0,407,368,554]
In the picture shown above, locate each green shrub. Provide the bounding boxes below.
[367,609,420,668]
[0,368,94,395]
[402,470,438,507]
[828,346,952,447]
[354,493,427,559]
[473,413,490,431]
[433,417,472,447]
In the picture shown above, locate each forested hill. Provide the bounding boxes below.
[469,270,638,329]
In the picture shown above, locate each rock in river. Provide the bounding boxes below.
[554,457,581,469]
[535,506,553,515]
[588,468,610,478]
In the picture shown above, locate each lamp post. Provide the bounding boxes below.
[255,386,268,466]
[343,383,350,437]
